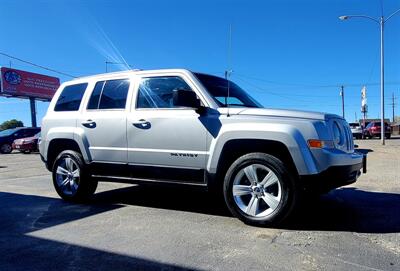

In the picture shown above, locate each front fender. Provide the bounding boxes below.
[207,122,318,175]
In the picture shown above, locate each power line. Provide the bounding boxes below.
[0,52,77,78]
[234,73,400,89]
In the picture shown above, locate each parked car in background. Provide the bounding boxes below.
[363,121,391,139]
[0,127,41,154]
[12,132,41,153]
[349,122,362,139]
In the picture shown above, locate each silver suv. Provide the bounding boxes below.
[39,69,366,226]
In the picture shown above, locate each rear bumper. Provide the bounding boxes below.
[301,154,366,193]
[12,142,37,151]
[370,132,391,136]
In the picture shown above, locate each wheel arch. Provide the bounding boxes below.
[46,139,83,170]
[213,139,299,182]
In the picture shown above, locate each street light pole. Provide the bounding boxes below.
[379,17,385,144]
[339,8,400,145]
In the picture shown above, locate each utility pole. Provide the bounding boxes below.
[340,86,345,118]
[389,92,396,123]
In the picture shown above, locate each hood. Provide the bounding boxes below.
[218,108,341,121]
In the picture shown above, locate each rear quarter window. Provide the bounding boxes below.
[54,83,88,112]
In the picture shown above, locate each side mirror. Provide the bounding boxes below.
[173,89,201,108]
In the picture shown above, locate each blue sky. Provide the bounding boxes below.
[0,0,399,126]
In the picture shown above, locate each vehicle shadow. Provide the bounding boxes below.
[356,148,373,155]
[93,185,231,217]
[0,191,199,271]
[287,187,400,233]
[93,185,400,234]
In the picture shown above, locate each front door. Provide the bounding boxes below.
[127,75,209,184]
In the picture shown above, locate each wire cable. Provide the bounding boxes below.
[0,52,78,78]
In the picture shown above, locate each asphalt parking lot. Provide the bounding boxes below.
[0,138,399,271]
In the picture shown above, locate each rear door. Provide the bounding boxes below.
[78,78,131,168]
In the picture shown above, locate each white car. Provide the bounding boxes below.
[349,122,362,139]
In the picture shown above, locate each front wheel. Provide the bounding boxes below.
[52,150,98,202]
[223,153,299,226]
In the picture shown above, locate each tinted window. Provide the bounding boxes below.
[18,128,40,137]
[86,79,129,110]
[349,123,359,128]
[0,128,20,136]
[137,76,194,108]
[54,83,88,111]
[87,81,104,109]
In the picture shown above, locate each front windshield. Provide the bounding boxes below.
[0,128,19,137]
[194,73,262,108]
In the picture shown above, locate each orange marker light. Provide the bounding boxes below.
[308,139,324,148]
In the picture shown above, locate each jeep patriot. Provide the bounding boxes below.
[39,69,366,226]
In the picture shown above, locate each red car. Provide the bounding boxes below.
[12,132,41,153]
[363,121,391,139]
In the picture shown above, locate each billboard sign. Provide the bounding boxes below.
[0,67,60,100]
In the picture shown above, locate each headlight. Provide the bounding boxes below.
[332,121,344,146]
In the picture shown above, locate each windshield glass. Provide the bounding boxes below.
[0,128,19,137]
[194,73,262,108]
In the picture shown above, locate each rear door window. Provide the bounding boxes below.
[87,79,130,110]
[54,83,88,111]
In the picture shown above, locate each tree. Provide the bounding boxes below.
[0,119,24,131]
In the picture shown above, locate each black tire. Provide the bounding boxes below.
[52,150,98,202]
[223,153,299,227]
[0,143,12,154]
[386,134,391,139]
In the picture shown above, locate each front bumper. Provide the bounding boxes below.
[301,153,366,193]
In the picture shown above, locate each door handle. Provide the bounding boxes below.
[81,119,96,128]
[132,119,151,128]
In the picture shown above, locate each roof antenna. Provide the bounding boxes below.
[225,24,233,117]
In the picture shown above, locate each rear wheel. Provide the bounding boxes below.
[52,150,98,202]
[223,153,299,226]
[0,143,12,154]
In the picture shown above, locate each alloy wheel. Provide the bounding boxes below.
[232,164,282,218]
[55,157,80,196]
